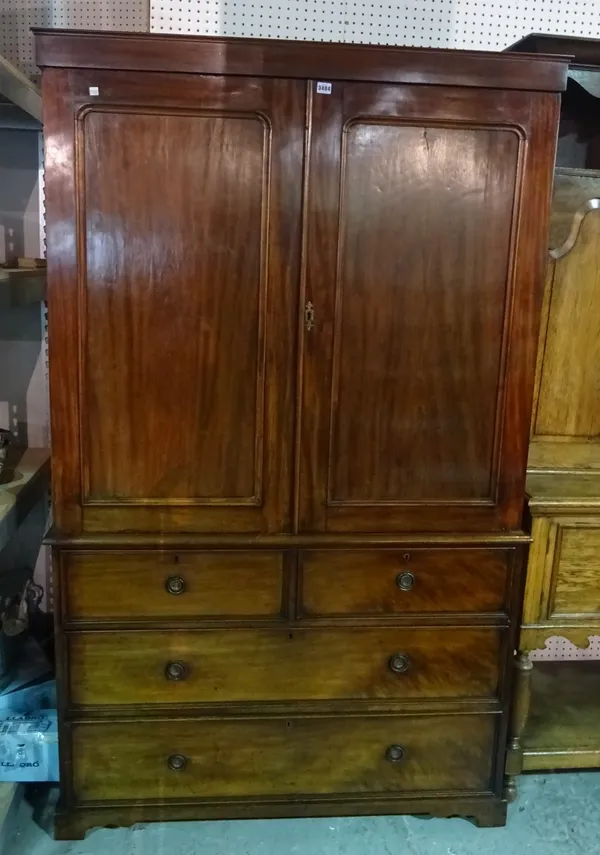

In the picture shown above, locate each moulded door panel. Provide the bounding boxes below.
[297,81,559,533]
[43,69,306,534]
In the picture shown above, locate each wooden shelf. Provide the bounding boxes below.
[0,268,47,307]
[523,661,600,771]
[0,448,50,556]
[0,53,41,125]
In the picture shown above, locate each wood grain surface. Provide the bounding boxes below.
[551,526,600,617]
[63,550,286,620]
[43,70,305,534]
[300,549,510,616]
[35,29,568,92]
[68,626,502,705]
[71,713,497,801]
[297,82,559,533]
[38,28,565,836]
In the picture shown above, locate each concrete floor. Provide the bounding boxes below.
[5,774,600,855]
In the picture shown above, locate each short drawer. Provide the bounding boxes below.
[62,550,285,620]
[68,627,502,706]
[71,713,497,801]
[300,549,510,617]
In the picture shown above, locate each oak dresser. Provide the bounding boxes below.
[35,29,568,838]
[505,33,600,784]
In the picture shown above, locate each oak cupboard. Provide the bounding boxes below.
[506,33,600,785]
[36,28,567,838]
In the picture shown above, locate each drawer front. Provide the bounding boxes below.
[63,551,285,620]
[301,549,510,617]
[68,627,502,706]
[71,713,497,801]
[551,527,600,618]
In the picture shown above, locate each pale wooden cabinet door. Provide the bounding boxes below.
[45,71,305,533]
[296,82,558,533]
[529,168,600,472]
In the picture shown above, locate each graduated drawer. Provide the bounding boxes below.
[67,627,502,706]
[62,550,285,620]
[71,713,497,801]
[300,549,510,617]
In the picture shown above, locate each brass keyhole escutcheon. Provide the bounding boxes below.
[304,301,315,331]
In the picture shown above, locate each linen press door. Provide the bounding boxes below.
[297,82,558,534]
[45,71,305,534]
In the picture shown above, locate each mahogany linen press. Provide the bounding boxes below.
[35,28,567,838]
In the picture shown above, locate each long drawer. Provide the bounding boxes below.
[71,713,497,801]
[67,627,502,706]
[300,549,510,617]
[62,550,285,620]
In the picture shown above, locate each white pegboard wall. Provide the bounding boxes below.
[0,0,149,79]
[532,636,600,661]
[150,0,600,49]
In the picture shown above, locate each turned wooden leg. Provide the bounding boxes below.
[504,651,533,803]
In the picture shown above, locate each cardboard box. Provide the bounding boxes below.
[0,711,58,782]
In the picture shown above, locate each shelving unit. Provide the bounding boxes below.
[0,53,41,129]
[523,662,600,771]
[0,448,50,559]
[0,50,47,536]
[0,268,46,308]
[0,49,46,841]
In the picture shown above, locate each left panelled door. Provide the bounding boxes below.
[44,71,306,534]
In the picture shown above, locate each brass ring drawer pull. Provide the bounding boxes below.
[388,653,410,674]
[165,661,188,681]
[166,575,186,595]
[385,744,405,763]
[395,571,415,591]
[167,754,187,771]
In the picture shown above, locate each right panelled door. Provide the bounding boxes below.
[297,81,559,533]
